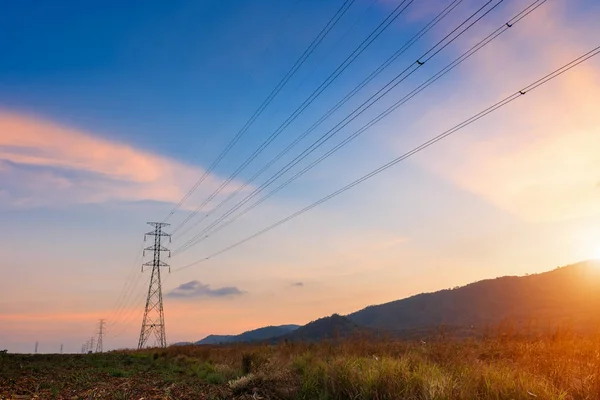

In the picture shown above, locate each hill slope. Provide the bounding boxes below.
[279,314,363,342]
[196,325,299,345]
[348,261,600,333]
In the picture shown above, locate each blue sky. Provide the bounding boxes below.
[1,0,600,353]
[1,0,406,165]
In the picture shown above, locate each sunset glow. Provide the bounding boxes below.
[594,246,600,261]
[1,0,599,354]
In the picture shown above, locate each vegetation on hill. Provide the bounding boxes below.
[186,262,600,345]
[278,314,363,342]
[195,315,360,345]
[348,261,600,333]
[197,324,300,345]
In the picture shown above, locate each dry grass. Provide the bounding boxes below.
[2,329,600,399]
[126,327,600,399]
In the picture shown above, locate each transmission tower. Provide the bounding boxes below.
[96,319,106,353]
[90,336,95,353]
[34,341,38,354]
[60,344,63,354]
[138,222,171,349]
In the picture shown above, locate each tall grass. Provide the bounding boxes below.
[123,329,600,399]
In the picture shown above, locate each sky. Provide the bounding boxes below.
[1,0,599,353]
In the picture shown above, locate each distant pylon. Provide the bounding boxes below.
[34,341,38,354]
[90,336,95,353]
[95,319,106,353]
[138,222,171,349]
[60,344,63,354]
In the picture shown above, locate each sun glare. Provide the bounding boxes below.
[581,238,600,262]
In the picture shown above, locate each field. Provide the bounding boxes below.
[2,330,600,399]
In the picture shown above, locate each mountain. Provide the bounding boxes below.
[196,335,235,345]
[348,261,600,334]
[197,316,362,345]
[196,324,300,345]
[279,314,364,342]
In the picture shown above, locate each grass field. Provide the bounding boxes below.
[2,330,600,399]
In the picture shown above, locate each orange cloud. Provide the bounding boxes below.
[0,112,247,207]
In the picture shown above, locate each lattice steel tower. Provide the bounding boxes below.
[95,319,106,353]
[138,222,171,349]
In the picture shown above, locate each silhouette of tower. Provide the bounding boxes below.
[95,319,106,353]
[138,222,171,349]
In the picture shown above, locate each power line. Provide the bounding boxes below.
[172,0,465,249]
[286,0,382,102]
[81,322,100,354]
[106,304,146,340]
[105,273,152,339]
[107,286,145,332]
[172,0,509,256]
[163,0,357,223]
[108,268,149,328]
[106,241,145,328]
[171,0,413,236]
[172,0,499,253]
[107,237,168,331]
[108,284,147,331]
[172,44,600,271]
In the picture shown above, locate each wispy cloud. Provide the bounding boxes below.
[0,112,247,208]
[166,280,246,299]
[396,1,600,222]
[291,282,304,287]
